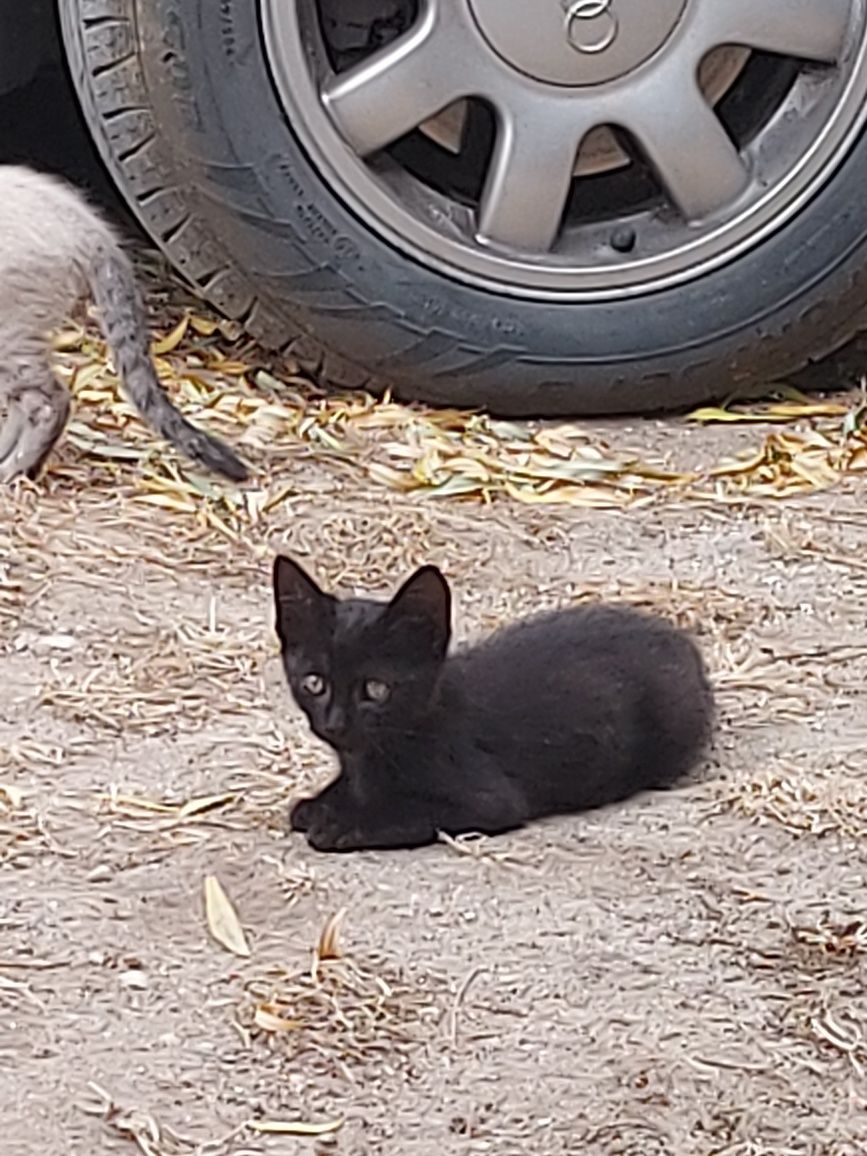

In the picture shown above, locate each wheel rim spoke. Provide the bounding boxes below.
[321,3,471,156]
[624,76,750,220]
[690,0,851,64]
[477,106,592,252]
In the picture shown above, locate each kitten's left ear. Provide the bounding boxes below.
[387,565,451,656]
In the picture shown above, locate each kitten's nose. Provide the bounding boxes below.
[321,707,349,743]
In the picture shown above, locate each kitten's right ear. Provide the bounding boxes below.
[387,565,452,657]
[272,555,333,648]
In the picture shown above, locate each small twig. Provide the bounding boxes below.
[449,965,485,1046]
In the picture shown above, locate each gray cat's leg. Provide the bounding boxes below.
[0,405,26,475]
[0,368,70,482]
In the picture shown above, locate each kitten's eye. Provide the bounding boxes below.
[363,679,390,704]
[301,673,327,697]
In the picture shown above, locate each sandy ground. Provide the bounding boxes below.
[2,279,867,1156]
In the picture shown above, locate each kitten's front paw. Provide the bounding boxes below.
[289,796,321,833]
[306,819,362,853]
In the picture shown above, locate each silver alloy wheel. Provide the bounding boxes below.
[263,0,867,299]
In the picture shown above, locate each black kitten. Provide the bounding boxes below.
[273,556,714,853]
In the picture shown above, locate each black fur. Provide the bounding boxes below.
[273,556,714,853]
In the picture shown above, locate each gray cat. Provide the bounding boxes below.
[0,165,247,482]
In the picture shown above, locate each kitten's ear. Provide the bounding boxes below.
[272,555,333,648]
[387,566,451,656]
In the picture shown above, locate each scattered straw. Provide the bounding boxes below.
[792,917,867,960]
[239,913,443,1082]
[437,830,530,867]
[0,780,55,868]
[725,763,867,839]
[99,788,239,832]
[807,1007,867,1076]
[80,1083,249,1156]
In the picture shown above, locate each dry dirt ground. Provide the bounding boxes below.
[2,274,867,1156]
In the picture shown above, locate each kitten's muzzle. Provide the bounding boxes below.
[316,706,352,747]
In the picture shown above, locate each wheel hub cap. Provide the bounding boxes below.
[469,0,688,87]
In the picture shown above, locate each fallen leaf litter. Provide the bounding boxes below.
[44,279,867,519]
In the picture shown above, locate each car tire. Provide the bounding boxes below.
[60,0,867,416]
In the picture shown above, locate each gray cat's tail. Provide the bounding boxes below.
[87,243,249,481]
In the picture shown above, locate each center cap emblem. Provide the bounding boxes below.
[561,0,620,55]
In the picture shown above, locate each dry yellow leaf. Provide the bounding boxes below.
[152,315,190,355]
[686,402,848,424]
[249,1119,344,1136]
[789,458,838,489]
[766,402,849,419]
[208,359,251,376]
[52,326,86,352]
[253,1003,302,1033]
[189,314,219,336]
[178,793,236,819]
[317,908,346,961]
[204,875,251,958]
[710,447,770,477]
[109,794,177,814]
[687,406,766,424]
[73,363,111,392]
[134,494,198,514]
